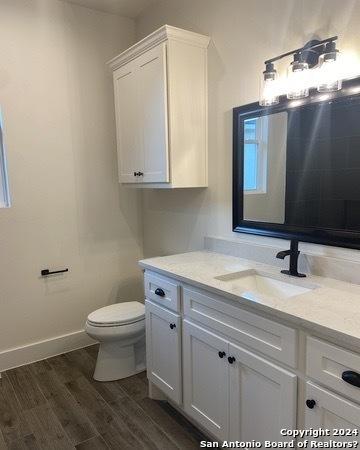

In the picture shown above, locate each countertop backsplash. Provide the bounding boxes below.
[204,236,360,285]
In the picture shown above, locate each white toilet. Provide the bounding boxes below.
[85,301,146,381]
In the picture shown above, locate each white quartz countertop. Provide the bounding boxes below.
[139,251,360,349]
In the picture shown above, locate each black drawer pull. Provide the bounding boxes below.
[342,371,360,388]
[155,288,165,297]
[169,323,176,330]
[218,351,226,359]
[228,356,236,364]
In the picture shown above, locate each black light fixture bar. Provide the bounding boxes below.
[264,35,338,65]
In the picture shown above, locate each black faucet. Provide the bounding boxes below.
[276,240,306,278]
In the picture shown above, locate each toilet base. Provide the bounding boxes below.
[93,338,146,381]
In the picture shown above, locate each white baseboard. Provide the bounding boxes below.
[0,329,96,372]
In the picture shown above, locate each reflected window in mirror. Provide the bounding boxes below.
[244,117,267,193]
[243,112,287,224]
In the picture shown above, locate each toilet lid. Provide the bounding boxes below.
[87,302,145,326]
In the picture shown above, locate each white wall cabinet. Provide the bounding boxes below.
[109,25,210,188]
[145,300,181,404]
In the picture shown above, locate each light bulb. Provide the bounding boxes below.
[317,41,342,92]
[287,53,309,99]
[259,62,279,106]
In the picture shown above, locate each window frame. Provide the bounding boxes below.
[0,110,11,208]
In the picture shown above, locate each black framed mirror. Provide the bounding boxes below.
[233,77,360,250]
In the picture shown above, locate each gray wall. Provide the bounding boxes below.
[136,0,360,262]
[0,0,143,356]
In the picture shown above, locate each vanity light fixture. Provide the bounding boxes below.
[259,36,342,106]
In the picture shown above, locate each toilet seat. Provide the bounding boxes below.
[87,302,145,327]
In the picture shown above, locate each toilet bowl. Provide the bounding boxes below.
[85,302,146,381]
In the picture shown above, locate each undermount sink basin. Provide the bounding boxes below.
[214,269,318,299]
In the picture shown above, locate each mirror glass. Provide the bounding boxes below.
[241,98,360,231]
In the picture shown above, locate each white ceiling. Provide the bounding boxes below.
[63,0,156,18]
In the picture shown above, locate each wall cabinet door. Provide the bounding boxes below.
[183,320,229,440]
[113,61,142,183]
[136,44,169,183]
[305,382,360,439]
[229,342,297,442]
[145,300,181,404]
[113,43,169,184]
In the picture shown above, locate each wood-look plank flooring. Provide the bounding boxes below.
[0,345,207,449]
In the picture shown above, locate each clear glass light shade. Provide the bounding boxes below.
[287,61,309,99]
[259,71,279,106]
[317,53,342,92]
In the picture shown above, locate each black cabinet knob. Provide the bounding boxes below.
[134,171,137,176]
[138,172,144,176]
[228,356,236,364]
[218,351,226,359]
[155,288,165,297]
[306,399,316,409]
[342,371,360,388]
[169,323,176,330]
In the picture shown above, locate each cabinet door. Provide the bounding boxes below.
[145,300,181,404]
[113,62,142,183]
[229,342,297,442]
[305,382,360,440]
[183,320,229,440]
[136,43,169,183]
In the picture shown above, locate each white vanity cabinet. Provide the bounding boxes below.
[108,25,210,188]
[143,269,360,441]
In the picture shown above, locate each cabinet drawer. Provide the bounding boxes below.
[144,271,180,312]
[307,337,360,403]
[183,287,297,367]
